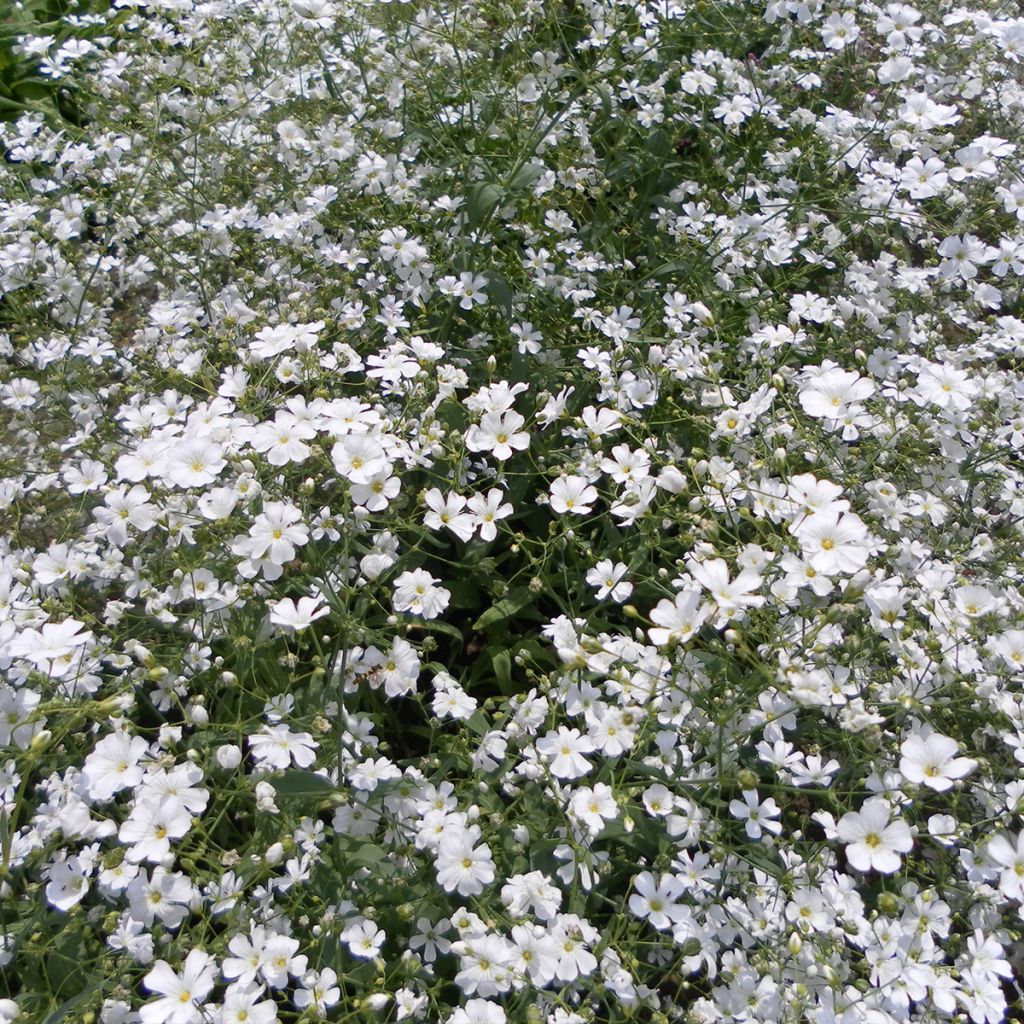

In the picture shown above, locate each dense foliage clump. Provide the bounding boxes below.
[2,0,1024,1022]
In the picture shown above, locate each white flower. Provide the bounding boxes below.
[535,727,595,779]
[549,475,598,515]
[900,731,977,791]
[141,950,217,1024]
[629,872,687,930]
[913,362,979,411]
[392,569,451,619]
[8,618,93,678]
[119,796,194,863]
[341,919,386,959]
[331,434,389,484]
[986,831,1024,901]
[165,438,226,489]
[647,589,710,646]
[821,11,859,48]
[81,731,149,801]
[446,998,506,1024]
[798,366,874,422]
[435,832,496,896]
[423,489,476,542]
[248,725,318,769]
[569,783,619,835]
[728,789,782,840]
[464,410,529,461]
[585,560,632,602]
[45,855,91,911]
[687,557,764,622]
[452,934,513,996]
[836,797,913,873]
[793,512,871,575]
[268,596,330,632]
[466,488,513,542]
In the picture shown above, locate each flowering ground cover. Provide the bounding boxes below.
[3,0,1024,1021]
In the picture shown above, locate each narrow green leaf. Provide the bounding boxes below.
[414,617,464,652]
[472,586,535,630]
[271,771,335,798]
[44,980,106,1024]
[492,647,512,693]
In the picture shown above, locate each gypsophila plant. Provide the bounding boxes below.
[2,0,1024,1022]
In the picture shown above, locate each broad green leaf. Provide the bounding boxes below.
[445,578,481,610]
[465,709,490,736]
[507,161,546,192]
[467,181,502,227]
[486,273,515,313]
[345,842,396,875]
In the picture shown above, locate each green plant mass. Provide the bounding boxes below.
[1,1,1024,1023]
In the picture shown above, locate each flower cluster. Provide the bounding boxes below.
[1,0,1024,1023]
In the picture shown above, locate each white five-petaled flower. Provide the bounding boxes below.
[987,831,1024,901]
[900,731,977,791]
[435,831,496,897]
[647,589,710,647]
[628,871,687,930]
[836,797,913,873]
[248,725,319,769]
[141,949,217,1024]
[392,568,451,619]
[535,727,595,779]
[465,410,530,461]
[687,557,764,622]
[268,595,330,632]
[728,789,782,840]
[549,475,598,515]
[585,559,633,603]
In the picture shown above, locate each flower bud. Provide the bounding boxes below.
[186,704,208,726]
[29,730,52,754]
[216,744,242,769]
[877,892,900,915]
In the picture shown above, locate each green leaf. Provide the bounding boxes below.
[472,586,535,630]
[465,709,490,736]
[414,617,464,652]
[467,180,502,228]
[271,771,335,799]
[344,842,396,875]
[507,160,546,192]
[486,273,515,313]
[12,79,53,102]
[492,647,512,693]
[44,980,107,1024]
[646,258,692,279]
[445,578,481,610]
[44,931,83,995]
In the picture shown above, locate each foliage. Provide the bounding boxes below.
[1,1,1024,1023]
